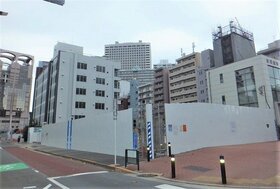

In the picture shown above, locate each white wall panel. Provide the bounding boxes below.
[165,103,277,154]
[41,109,133,156]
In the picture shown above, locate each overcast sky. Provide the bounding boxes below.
[1,0,279,68]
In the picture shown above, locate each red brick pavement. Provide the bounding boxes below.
[127,141,280,187]
[4,146,106,177]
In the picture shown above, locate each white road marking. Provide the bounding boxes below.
[33,169,39,173]
[42,184,52,189]
[155,184,186,189]
[48,171,108,189]
[49,171,108,179]
[0,147,2,150]
[23,186,36,189]
[48,178,69,189]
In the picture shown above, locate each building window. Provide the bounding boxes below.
[222,95,226,104]
[96,65,105,73]
[219,73,224,83]
[96,90,105,97]
[114,80,119,89]
[95,103,105,110]
[76,88,86,95]
[77,75,87,82]
[114,92,119,99]
[77,62,87,70]
[268,65,280,102]
[96,77,105,85]
[74,115,85,119]
[75,101,86,109]
[235,67,258,107]
[114,69,119,77]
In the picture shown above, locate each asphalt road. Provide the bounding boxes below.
[0,142,223,189]
[0,145,51,189]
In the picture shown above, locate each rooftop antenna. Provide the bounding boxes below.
[192,42,195,53]
[181,48,183,56]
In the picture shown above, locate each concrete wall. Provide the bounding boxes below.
[165,103,277,154]
[41,109,133,156]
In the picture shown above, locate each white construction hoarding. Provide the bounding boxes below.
[165,103,277,154]
[41,109,133,156]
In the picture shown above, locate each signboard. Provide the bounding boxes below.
[133,132,138,149]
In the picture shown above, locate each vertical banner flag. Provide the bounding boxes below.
[146,104,154,159]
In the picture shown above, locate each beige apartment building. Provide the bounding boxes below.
[169,52,201,103]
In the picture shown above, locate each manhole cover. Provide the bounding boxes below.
[184,165,211,172]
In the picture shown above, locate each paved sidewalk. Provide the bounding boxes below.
[13,141,280,188]
[128,141,280,188]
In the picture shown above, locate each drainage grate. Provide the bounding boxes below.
[184,165,211,172]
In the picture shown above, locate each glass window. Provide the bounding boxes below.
[268,66,274,78]
[235,67,258,107]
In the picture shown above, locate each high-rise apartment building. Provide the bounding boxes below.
[0,49,33,131]
[153,59,176,70]
[169,52,201,103]
[154,68,170,114]
[138,82,154,105]
[118,69,155,86]
[258,39,280,60]
[197,49,214,103]
[104,40,151,70]
[212,21,256,68]
[33,42,120,125]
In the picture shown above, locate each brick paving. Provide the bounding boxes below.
[4,140,279,187]
[127,141,280,187]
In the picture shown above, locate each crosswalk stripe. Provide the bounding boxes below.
[43,184,52,189]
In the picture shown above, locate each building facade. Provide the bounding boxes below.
[196,49,214,103]
[33,42,120,125]
[0,49,33,131]
[258,39,280,60]
[32,61,49,125]
[138,82,154,105]
[154,68,170,114]
[212,21,256,68]
[128,79,140,119]
[169,52,201,103]
[117,69,155,85]
[153,59,176,70]
[104,40,151,70]
[207,55,280,127]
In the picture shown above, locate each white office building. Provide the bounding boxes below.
[33,42,121,124]
[207,55,280,128]
[104,40,151,70]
